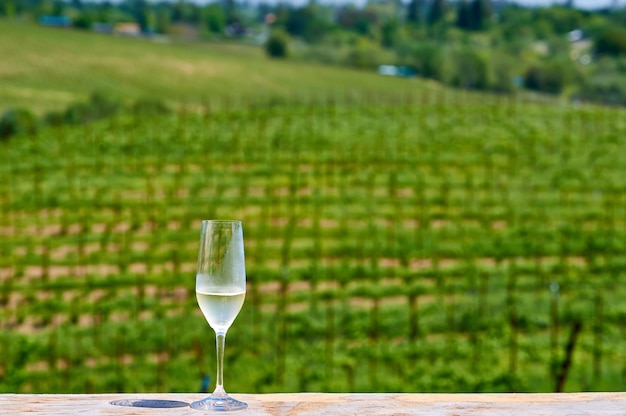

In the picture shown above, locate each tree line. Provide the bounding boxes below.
[2,0,626,104]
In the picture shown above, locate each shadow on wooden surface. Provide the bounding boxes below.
[110,398,190,408]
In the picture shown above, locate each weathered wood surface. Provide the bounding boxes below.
[1,393,625,415]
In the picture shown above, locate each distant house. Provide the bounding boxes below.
[114,23,141,36]
[225,21,246,37]
[567,29,584,43]
[567,28,592,65]
[378,65,416,78]
[92,22,113,34]
[39,15,71,28]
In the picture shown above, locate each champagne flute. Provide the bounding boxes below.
[191,220,247,411]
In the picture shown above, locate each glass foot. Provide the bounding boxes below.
[190,395,247,411]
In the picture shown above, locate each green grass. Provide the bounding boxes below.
[0,19,436,115]
[1,21,625,395]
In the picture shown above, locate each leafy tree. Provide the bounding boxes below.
[123,0,149,31]
[255,3,273,24]
[524,61,570,94]
[381,19,400,48]
[449,48,488,89]
[0,0,18,17]
[577,74,626,105]
[406,0,424,26]
[223,0,237,25]
[469,0,491,31]
[63,92,121,124]
[72,12,93,30]
[498,5,535,41]
[285,6,308,37]
[337,6,378,36]
[265,30,289,59]
[456,0,471,30]
[533,6,584,34]
[203,3,226,35]
[400,41,446,80]
[153,8,171,34]
[594,27,626,56]
[428,0,447,26]
[345,38,388,69]
[458,0,491,31]
[0,108,37,140]
[285,4,327,43]
[272,4,290,28]
[168,0,200,24]
[489,52,518,93]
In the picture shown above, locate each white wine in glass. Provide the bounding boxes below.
[191,220,247,411]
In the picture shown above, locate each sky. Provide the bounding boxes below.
[213,0,626,10]
[267,0,626,9]
[187,0,626,10]
[509,0,625,9]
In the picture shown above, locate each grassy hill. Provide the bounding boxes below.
[1,20,625,395]
[0,19,441,115]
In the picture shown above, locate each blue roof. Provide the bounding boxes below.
[39,15,72,27]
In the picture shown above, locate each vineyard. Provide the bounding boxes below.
[1,87,625,395]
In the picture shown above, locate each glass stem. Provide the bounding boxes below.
[214,331,227,396]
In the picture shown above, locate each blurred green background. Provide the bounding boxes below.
[1,0,625,394]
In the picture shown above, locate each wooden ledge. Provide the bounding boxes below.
[1,392,624,415]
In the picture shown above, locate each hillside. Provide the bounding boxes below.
[0,20,441,115]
